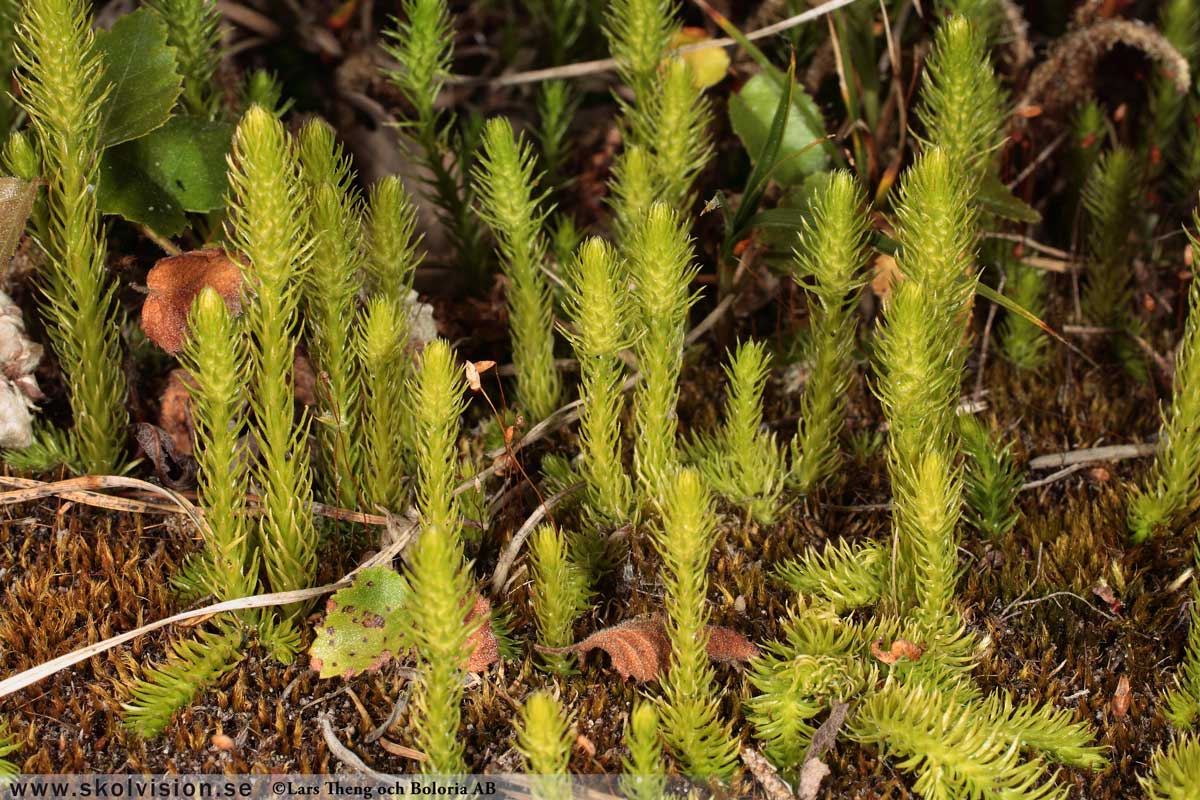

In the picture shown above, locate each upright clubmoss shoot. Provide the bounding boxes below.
[999,256,1050,371]
[178,288,255,604]
[916,15,1006,192]
[620,702,667,800]
[529,525,591,674]
[298,119,365,509]
[15,0,128,473]
[516,691,574,799]
[874,148,977,618]
[357,296,411,513]
[1146,0,1200,184]
[537,81,576,189]
[562,237,633,523]
[654,469,738,780]
[382,0,486,276]
[411,339,467,540]
[1081,147,1139,326]
[364,176,423,306]
[790,171,870,493]
[630,57,713,211]
[959,414,1022,539]
[145,0,221,117]
[630,204,699,503]
[474,117,562,420]
[226,106,316,623]
[691,340,786,524]
[603,0,679,106]
[1141,735,1200,800]
[1128,217,1200,541]
[609,144,657,246]
[406,339,474,775]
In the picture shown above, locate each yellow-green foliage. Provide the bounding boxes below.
[791,170,870,493]
[630,57,713,211]
[691,339,787,524]
[773,539,887,612]
[363,175,423,308]
[630,204,699,503]
[298,119,365,509]
[145,0,221,117]
[620,702,666,800]
[603,0,679,105]
[516,691,574,799]
[609,144,656,246]
[357,296,411,513]
[1081,148,1139,326]
[178,288,255,604]
[1128,216,1200,541]
[1142,735,1200,800]
[529,525,591,674]
[15,0,128,473]
[405,340,475,775]
[474,117,562,420]
[654,469,738,779]
[0,720,19,780]
[226,106,317,619]
[562,237,634,523]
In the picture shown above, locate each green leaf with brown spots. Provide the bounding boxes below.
[309,566,409,679]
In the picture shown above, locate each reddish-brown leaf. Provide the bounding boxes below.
[158,368,195,456]
[465,594,499,673]
[870,638,924,665]
[140,249,243,354]
[1111,675,1132,720]
[537,616,758,683]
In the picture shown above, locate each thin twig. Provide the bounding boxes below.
[490,481,584,594]
[1026,442,1157,470]
[318,714,396,780]
[446,0,862,88]
[1007,130,1069,190]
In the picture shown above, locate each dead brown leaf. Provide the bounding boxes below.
[132,422,197,490]
[465,594,499,673]
[465,360,496,392]
[871,253,902,300]
[158,369,195,456]
[537,616,759,683]
[870,638,924,665]
[140,249,243,354]
[1111,675,1132,720]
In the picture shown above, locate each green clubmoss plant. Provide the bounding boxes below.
[382,0,486,277]
[411,338,467,538]
[562,237,633,522]
[15,0,129,473]
[609,144,657,246]
[1146,0,1200,186]
[1081,147,1139,327]
[363,175,423,307]
[690,340,786,524]
[0,720,18,780]
[515,691,574,800]
[773,539,887,612]
[790,170,870,493]
[1163,537,1200,727]
[298,119,365,509]
[405,338,474,775]
[525,0,584,65]
[178,288,256,604]
[874,148,977,618]
[357,296,411,514]
[537,81,577,189]
[1,0,19,134]
[226,106,316,628]
[1128,218,1200,541]
[474,117,562,420]
[145,0,221,117]
[629,57,713,211]
[122,627,243,738]
[630,204,699,504]
[999,256,1050,371]
[620,702,666,800]
[603,0,678,106]
[1142,735,1200,800]
[653,468,738,780]
[529,525,591,674]
[959,414,1022,539]
[916,14,1006,193]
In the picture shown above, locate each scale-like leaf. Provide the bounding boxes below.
[95,9,183,148]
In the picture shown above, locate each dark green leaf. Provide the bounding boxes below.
[977,172,1041,224]
[309,566,409,679]
[97,116,234,236]
[730,72,829,188]
[0,177,36,269]
[95,9,183,148]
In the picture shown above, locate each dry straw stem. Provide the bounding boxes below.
[1021,18,1190,117]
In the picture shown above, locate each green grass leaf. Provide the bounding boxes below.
[309,566,409,679]
[95,9,183,148]
[97,116,233,236]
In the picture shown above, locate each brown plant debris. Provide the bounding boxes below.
[140,249,243,354]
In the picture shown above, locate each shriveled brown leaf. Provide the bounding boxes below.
[1111,674,1132,720]
[465,594,499,673]
[133,422,196,489]
[1092,581,1123,614]
[870,638,923,665]
[158,368,195,456]
[465,360,495,392]
[537,616,758,683]
[140,249,243,354]
[741,746,794,800]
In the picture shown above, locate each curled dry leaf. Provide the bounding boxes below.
[464,594,499,673]
[158,368,195,456]
[1111,674,1132,720]
[140,249,243,354]
[870,638,924,665]
[133,421,197,489]
[465,360,496,392]
[536,615,759,683]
